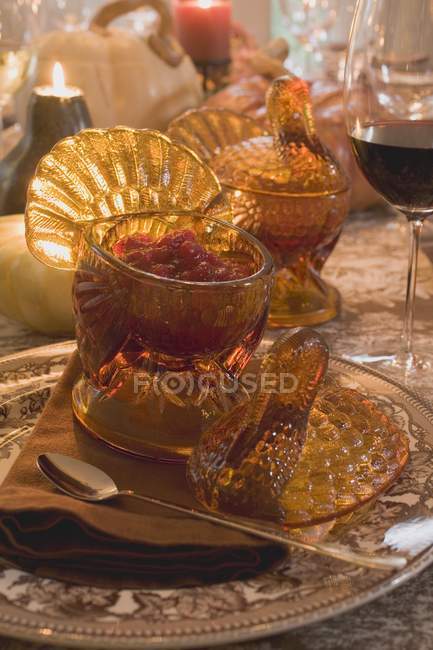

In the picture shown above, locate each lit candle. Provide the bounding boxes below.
[0,63,92,215]
[35,62,83,99]
[173,0,232,64]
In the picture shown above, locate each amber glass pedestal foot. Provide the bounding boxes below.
[72,372,249,462]
[268,269,340,328]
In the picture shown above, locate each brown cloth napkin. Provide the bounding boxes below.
[0,353,286,589]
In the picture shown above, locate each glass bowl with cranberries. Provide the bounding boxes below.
[72,211,274,461]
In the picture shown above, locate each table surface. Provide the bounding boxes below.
[0,210,433,650]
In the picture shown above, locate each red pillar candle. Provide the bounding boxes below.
[173,0,232,64]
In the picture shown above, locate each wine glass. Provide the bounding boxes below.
[322,0,356,82]
[344,0,433,374]
[0,0,38,156]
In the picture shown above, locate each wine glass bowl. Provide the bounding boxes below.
[371,63,433,121]
[72,212,274,461]
[345,0,433,373]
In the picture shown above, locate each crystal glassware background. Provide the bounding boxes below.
[277,0,349,80]
[72,212,274,461]
[0,0,38,156]
[38,0,98,31]
[320,0,356,82]
[344,0,433,373]
[38,0,158,34]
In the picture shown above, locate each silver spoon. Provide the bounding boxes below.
[37,453,407,572]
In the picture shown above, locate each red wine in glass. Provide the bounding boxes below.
[349,120,433,371]
[350,121,433,214]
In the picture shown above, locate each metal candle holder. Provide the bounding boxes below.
[0,86,92,216]
[194,59,231,95]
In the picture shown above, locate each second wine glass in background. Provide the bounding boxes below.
[277,0,355,81]
[321,0,357,82]
[278,0,335,78]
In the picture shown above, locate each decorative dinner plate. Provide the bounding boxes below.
[0,340,433,649]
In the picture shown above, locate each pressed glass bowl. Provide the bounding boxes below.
[168,76,351,328]
[72,211,274,461]
[24,127,275,460]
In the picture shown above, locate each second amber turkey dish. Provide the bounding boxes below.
[169,75,351,328]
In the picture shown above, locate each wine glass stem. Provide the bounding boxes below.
[402,216,424,359]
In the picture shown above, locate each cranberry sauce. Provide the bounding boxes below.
[112,229,254,282]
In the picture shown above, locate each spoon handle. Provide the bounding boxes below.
[118,490,406,571]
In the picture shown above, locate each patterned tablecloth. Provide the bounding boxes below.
[0,210,432,650]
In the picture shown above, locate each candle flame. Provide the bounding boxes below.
[52,62,66,92]
[35,61,80,98]
[197,0,213,8]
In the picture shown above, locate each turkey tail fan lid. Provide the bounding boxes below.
[25,127,231,271]
[168,108,266,162]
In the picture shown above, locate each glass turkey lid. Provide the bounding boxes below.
[169,76,350,197]
[187,329,409,529]
[25,128,230,271]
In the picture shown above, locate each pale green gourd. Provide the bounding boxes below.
[0,215,74,335]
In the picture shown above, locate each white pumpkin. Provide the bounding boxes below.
[32,0,203,129]
[0,215,75,335]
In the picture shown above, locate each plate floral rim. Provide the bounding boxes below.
[0,341,431,649]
